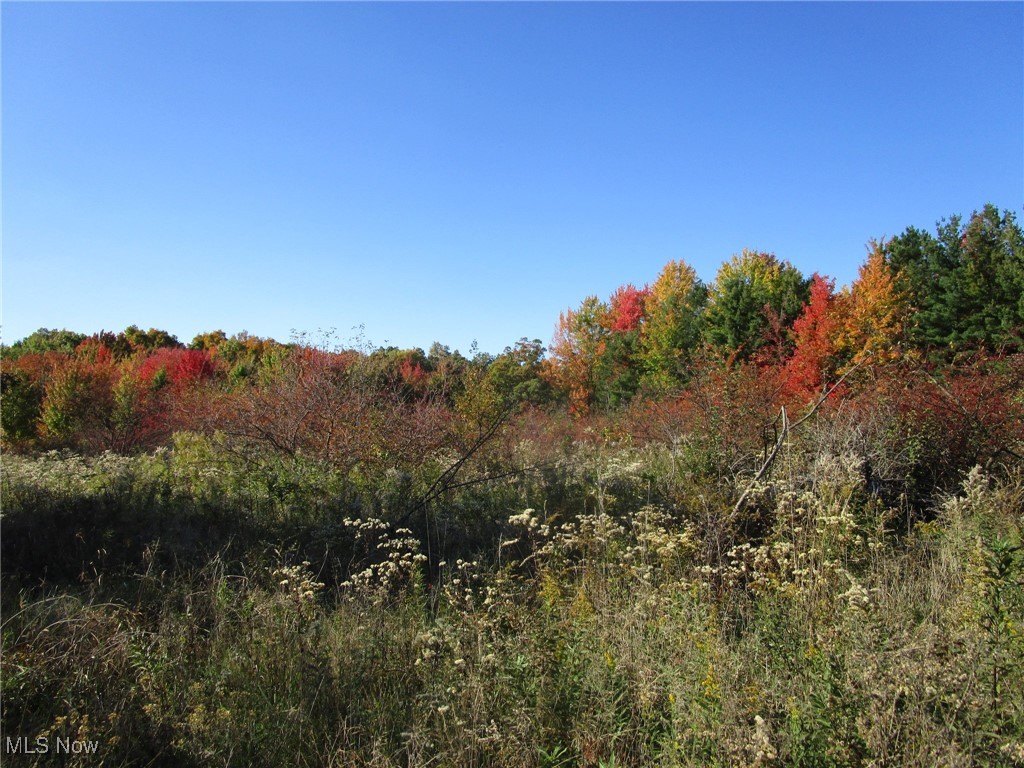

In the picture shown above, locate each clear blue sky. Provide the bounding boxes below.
[3,2,1022,355]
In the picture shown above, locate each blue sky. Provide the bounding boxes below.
[3,2,1022,355]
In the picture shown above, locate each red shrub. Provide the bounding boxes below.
[138,348,216,388]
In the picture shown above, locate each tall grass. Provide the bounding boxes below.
[2,421,1022,766]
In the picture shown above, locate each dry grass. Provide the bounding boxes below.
[2,417,1022,766]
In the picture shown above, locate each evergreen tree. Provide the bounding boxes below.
[886,204,1024,351]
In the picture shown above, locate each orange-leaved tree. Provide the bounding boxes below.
[835,241,912,368]
[546,296,610,414]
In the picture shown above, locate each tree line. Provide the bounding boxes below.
[548,203,1024,412]
[2,202,1022,454]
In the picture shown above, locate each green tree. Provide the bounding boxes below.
[637,260,708,390]
[2,328,86,360]
[0,366,42,445]
[189,329,228,352]
[704,250,808,362]
[953,205,1024,348]
[886,204,1024,352]
[585,285,649,407]
[123,325,181,352]
[486,338,550,407]
[885,224,952,348]
[593,329,644,408]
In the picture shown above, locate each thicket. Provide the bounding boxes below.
[2,204,1023,766]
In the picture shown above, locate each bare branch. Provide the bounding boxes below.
[732,356,867,515]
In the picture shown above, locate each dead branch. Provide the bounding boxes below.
[732,357,867,515]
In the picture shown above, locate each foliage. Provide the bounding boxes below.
[2,328,87,360]
[121,324,181,352]
[834,241,912,367]
[485,338,551,408]
[704,250,809,363]
[547,296,611,414]
[1,365,43,446]
[886,204,1024,352]
[4,201,1024,765]
[638,261,708,392]
[39,356,118,450]
[608,284,650,334]
[784,273,842,401]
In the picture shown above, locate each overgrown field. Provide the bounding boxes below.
[3,387,1023,767]
[4,203,1024,764]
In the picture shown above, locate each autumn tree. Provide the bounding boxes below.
[1,350,66,437]
[607,284,649,334]
[137,348,217,390]
[834,241,911,367]
[592,285,651,407]
[189,330,229,353]
[199,347,455,512]
[783,273,842,400]
[39,355,119,450]
[637,260,707,391]
[703,250,808,362]
[546,295,610,414]
[424,342,470,404]
[359,347,434,401]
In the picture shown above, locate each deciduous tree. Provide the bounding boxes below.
[637,260,707,390]
[591,285,650,407]
[834,241,911,366]
[703,250,808,362]
[546,296,610,414]
[784,273,842,400]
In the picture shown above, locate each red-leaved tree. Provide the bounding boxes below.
[784,273,842,401]
[607,284,650,333]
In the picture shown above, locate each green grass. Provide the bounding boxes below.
[2,426,1022,766]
